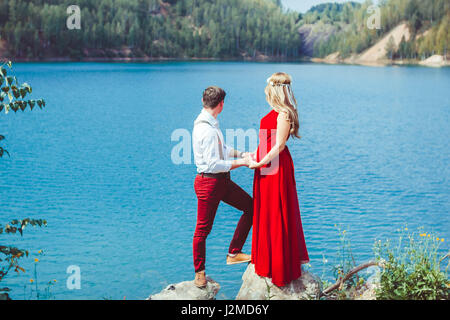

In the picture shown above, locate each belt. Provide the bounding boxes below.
[198,172,230,179]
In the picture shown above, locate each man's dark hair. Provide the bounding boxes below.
[202,86,226,109]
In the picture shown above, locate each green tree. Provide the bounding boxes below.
[385,35,396,60]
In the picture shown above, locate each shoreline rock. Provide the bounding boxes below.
[236,263,322,300]
[146,264,382,300]
[147,276,220,300]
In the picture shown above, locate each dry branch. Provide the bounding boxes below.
[322,260,382,296]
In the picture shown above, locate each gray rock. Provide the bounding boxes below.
[355,283,379,300]
[236,263,322,300]
[298,23,339,57]
[147,277,220,300]
[356,268,381,300]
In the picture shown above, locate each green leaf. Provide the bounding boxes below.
[10,102,18,112]
[12,89,20,99]
[0,68,7,77]
[22,83,32,93]
[19,101,27,111]
[0,147,10,158]
[6,76,15,86]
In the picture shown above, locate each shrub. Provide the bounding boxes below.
[374,228,449,300]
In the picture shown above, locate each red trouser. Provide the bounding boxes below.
[193,174,253,273]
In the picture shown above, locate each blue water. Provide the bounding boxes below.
[0,62,449,300]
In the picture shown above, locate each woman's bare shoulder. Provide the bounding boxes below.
[277,111,289,122]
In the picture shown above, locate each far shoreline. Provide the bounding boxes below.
[4,56,449,68]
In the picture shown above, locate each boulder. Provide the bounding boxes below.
[236,263,322,300]
[355,266,381,300]
[147,276,220,300]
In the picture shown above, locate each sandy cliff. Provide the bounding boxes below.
[310,22,448,68]
[358,23,411,63]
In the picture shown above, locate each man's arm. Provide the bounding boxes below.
[227,147,243,159]
[201,131,250,172]
[225,145,252,160]
[230,156,250,170]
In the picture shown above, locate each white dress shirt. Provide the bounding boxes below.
[193,108,233,173]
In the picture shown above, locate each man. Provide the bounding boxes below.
[192,86,253,288]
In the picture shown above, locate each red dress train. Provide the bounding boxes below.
[251,109,309,287]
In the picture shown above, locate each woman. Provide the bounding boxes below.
[249,72,309,287]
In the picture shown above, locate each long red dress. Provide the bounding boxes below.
[251,109,309,287]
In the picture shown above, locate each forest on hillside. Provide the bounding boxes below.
[0,0,448,61]
[0,0,300,60]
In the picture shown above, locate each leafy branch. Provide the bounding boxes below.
[0,60,46,158]
[0,219,47,300]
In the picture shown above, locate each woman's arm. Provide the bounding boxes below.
[249,112,290,169]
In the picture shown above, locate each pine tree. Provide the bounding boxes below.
[385,36,396,60]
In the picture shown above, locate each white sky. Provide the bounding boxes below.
[282,0,366,13]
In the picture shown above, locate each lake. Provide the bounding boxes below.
[0,62,449,300]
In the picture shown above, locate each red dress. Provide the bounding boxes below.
[251,109,309,287]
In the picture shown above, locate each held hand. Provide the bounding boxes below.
[240,152,250,159]
[249,159,262,169]
[241,154,251,167]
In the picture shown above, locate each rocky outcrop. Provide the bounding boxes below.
[349,266,381,300]
[419,55,449,67]
[236,263,322,300]
[298,23,340,57]
[358,266,381,300]
[147,276,220,300]
[146,263,382,300]
[311,51,342,64]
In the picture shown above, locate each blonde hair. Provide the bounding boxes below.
[265,72,300,138]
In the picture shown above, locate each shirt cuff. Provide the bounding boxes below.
[223,160,233,172]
